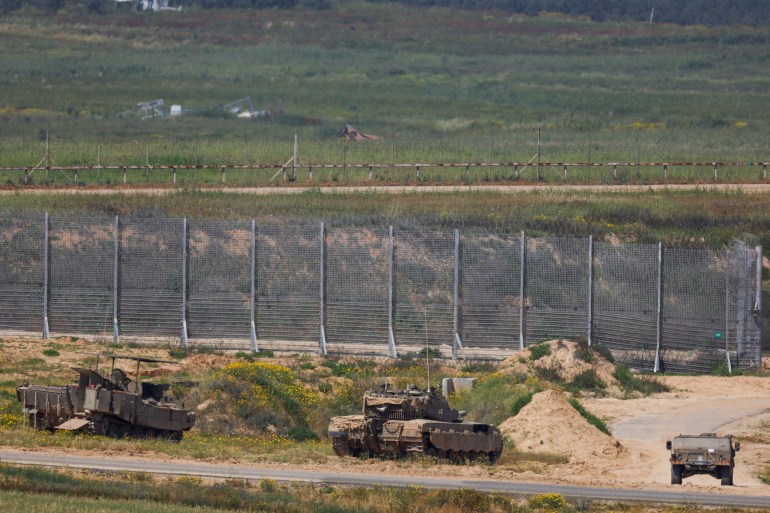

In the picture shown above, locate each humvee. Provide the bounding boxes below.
[666,433,739,485]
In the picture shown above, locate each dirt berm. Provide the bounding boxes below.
[499,389,624,465]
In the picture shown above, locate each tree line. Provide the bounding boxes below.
[370,0,770,26]
[2,0,768,25]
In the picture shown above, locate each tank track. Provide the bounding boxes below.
[332,436,351,457]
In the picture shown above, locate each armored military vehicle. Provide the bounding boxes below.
[328,385,503,463]
[666,433,739,485]
[16,353,195,439]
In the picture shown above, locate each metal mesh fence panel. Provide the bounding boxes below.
[48,215,114,336]
[0,212,761,372]
[393,227,454,352]
[661,248,728,374]
[256,223,320,343]
[187,221,251,340]
[460,231,521,350]
[325,225,389,351]
[593,242,658,371]
[0,213,44,332]
[726,243,761,370]
[119,218,183,338]
[525,238,589,345]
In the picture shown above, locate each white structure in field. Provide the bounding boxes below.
[113,0,181,11]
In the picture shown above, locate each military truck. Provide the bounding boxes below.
[16,353,195,439]
[666,433,740,485]
[328,385,503,463]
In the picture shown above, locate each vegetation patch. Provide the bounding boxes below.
[567,398,611,436]
[566,370,607,396]
[612,366,669,397]
[203,361,318,440]
[528,343,552,362]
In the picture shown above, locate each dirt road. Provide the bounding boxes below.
[583,376,770,491]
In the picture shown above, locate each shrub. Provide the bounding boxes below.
[613,365,669,396]
[528,493,566,510]
[574,338,595,363]
[42,349,59,357]
[567,370,606,395]
[168,348,187,360]
[567,398,610,436]
[418,347,441,359]
[509,391,534,417]
[591,344,615,363]
[711,360,731,376]
[529,343,551,361]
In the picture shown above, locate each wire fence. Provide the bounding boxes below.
[0,212,762,374]
[1,160,768,187]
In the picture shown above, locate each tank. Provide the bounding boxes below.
[16,353,195,440]
[666,433,740,485]
[327,385,503,463]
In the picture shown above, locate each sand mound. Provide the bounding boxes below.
[499,390,623,464]
[500,339,623,397]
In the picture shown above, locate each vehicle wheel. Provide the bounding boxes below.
[671,464,683,485]
[487,451,501,464]
[332,436,352,457]
[436,449,446,460]
[425,448,437,459]
[449,450,464,465]
[720,466,733,486]
[467,451,478,462]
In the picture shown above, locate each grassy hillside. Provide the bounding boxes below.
[0,2,768,167]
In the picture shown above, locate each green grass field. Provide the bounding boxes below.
[0,1,768,180]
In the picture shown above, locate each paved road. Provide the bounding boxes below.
[1,449,768,507]
[1,183,770,195]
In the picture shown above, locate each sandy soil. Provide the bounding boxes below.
[2,335,769,498]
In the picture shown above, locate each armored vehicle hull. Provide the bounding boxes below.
[666,433,739,485]
[328,386,503,463]
[17,354,195,439]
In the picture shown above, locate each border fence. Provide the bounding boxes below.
[0,213,762,374]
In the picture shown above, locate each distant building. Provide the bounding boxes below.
[113,0,181,12]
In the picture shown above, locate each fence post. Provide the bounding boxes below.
[755,245,763,364]
[181,218,189,349]
[519,231,526,350]
[714,163,718,181]
[387,225,397,358]
[293,134,298,181]
[724,260,732,375]
[42,212,50,339]
[250,219,258,352]
[113,215,120,345]
[369,165,373,180]
[452,228,463,360]
[587,235,593,346]
[173,166,177,184]
[654,242,663,373]
[319,222,327,355]
[221,166,225,184]
[123,167,127,184]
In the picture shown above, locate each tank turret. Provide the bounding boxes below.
[362,385,464,422]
